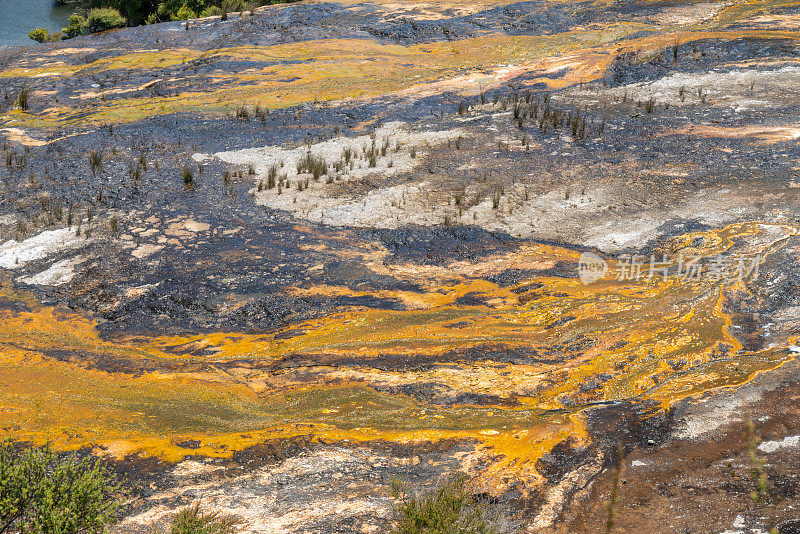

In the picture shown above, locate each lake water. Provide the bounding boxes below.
[0,0,72,48]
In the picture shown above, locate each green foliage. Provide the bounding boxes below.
[83,8,127,34]
[173,4,198,19]
[154,503,241,534]
[27,28,59,43]
[199,5,221,16]
[0,439,122,534]
[390,476,512,534]
[155,0,206,22]
[27,28,48,44]
[62,0,301,33]
[97,0,159,26]
[62,14,86,38]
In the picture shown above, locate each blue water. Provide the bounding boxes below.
[0,0,71,48]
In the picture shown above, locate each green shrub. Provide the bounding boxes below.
[83,8,127,34]
[0,439,122,534]
[172,4,197,20]
[28,28,53,43]
[390,476,513,534]
[63,14,86,37]
[155,0,206,21]
[64,0,304,31]
[106,0,160,26]
[154,503,241,534]
[199,5,221,16]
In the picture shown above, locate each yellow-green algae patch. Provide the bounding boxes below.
[0,27,647,129]
[0,223,795,494]
[5,23,800,131]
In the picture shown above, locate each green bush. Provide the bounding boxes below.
[390,476,514,534]
[155,0,206,21]
[106,0,160,26]
[27,28,55,43]
[64,0,302,31]
[199,5,221,16]
[83,8,127,34]
[154,503,241,534]
[172,4,198,20]
[62,14,87,37]
[0,439,122,534]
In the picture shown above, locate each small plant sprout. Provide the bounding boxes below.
[89,150,103,177]
[14,86,31,111]
[182,167,194,186]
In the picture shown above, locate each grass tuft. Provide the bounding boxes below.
[297,152,327,180]
[154,503,242,534]
[182,167,194,186]
[390,476,512,534]
[14,86,31,111]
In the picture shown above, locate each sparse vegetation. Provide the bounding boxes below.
[266,163,279,188]
[745,417,777,534]
[182,167,195,185]
[89,151,103,177]
[0,439,122,534]
[13,87,31,111]
[491,189,501,209]
[603,445,624,534]
[254,105,269,122]
[235,105,250,121]
[297,153,327,180]
[15,220,27,238]
[153,503,242,534]
[390,476,512,534]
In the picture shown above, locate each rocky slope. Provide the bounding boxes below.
[3,0,800,531]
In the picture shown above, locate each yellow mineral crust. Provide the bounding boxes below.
[7,19,800,130]
[0,223,794,494]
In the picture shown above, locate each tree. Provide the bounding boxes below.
[0,440,122,534]
[27,28,50,43]
[62,14,87,38]
[95,0,159,26]
[172,4,198,21]
[83,8,127,34]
